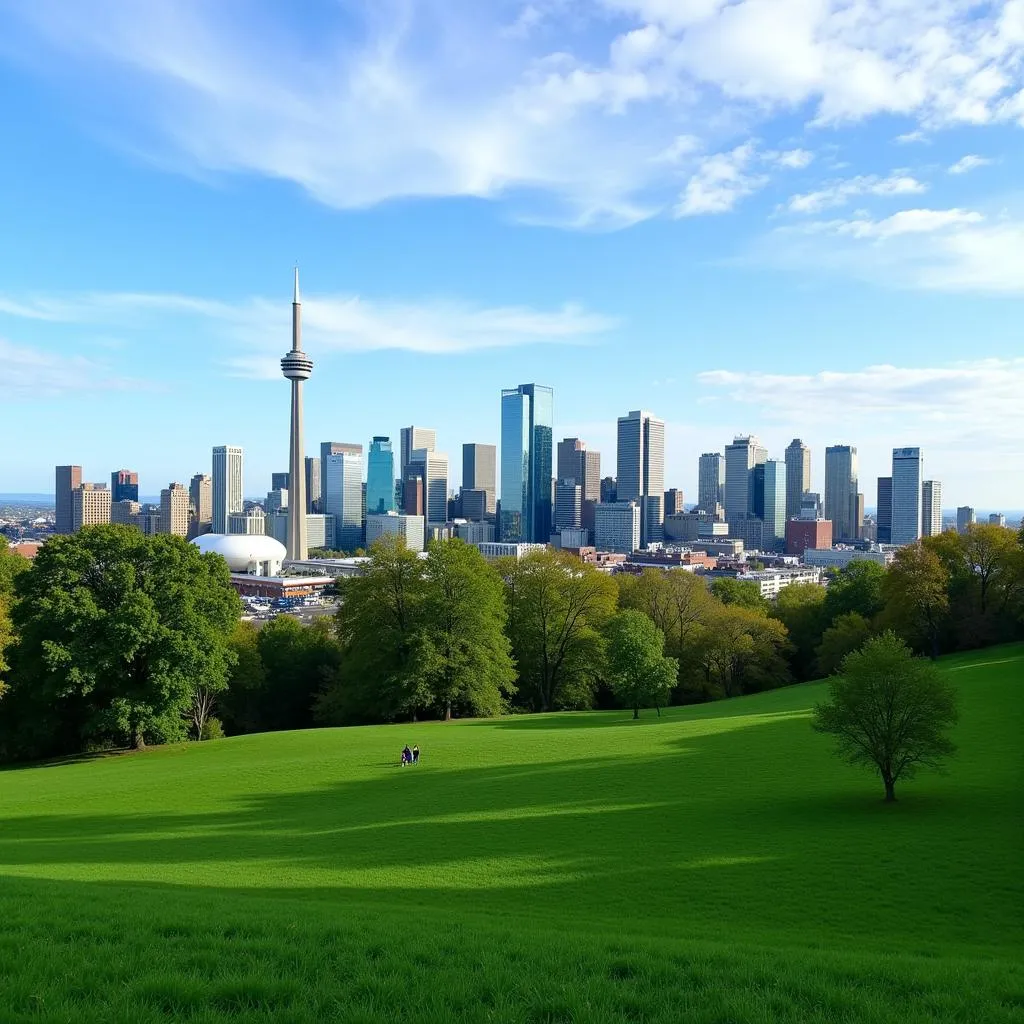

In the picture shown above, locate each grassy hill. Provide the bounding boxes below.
[1,645,1022,1023]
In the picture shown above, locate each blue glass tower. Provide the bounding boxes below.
[500,384,553,543]
[366,436,395,515]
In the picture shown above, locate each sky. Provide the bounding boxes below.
[0,0,1022,510]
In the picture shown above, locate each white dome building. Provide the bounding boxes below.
[191,533,287,576]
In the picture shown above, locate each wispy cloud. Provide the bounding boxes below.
[947,154,994,175]
[0,337,146,398]
[785,173,927,214]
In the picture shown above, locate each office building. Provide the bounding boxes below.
[922,480,942,537]
[663,488,684,518]
[761,460,787,549]
[227,511,267,536]
[323,446,364,551]
[212,445,244,534]
[824,445,859,542]
[55,465,82,535]
[463,443,497,514]
[697,452,725,519]
[281,269,313,560]
[188,473,212,539]
[138,505,162,535]
[957,506,975,534]
[305,456,321,514]
[403,474,425,517]
[554,479,583,532]
[410,447,449,525]
[557,438,601,506]
[594,501,641,554]
[804,548,893,570]
[731,517,764,552]
[800,492,823,519]
[264,489,288,516]
[475,542,547,561]
[750,463,766,520]
[366,512,426,553]
[158,482,190,536]
[111,470,139,504]
[876,477,892,544]
[112,499,140,527]
[989,512,1006,527]
[891,447,923,546]
[72,483,111,531]
[500,383,553,543]
[459,488,488,522]
[724,436,767,528]
[664,510,713,542]
[617,409,665,547]
[853,493,865,540]
[271,472,290,491]
[784,440,811,520]
[366,436,396,515]
[400,426,436,482]
[785,518,833,556]
[600,477,617,503]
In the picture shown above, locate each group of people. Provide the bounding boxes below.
[400,745,420,766]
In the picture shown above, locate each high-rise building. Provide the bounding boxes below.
[366,436,396,515]
[800,492,823,519]
[271,472,290,491]
[663,488,684,518]
[824,445,859,542]
[853,493,865,540]
[876,477,892,544]
[784,440,811,520]
[265,488,288,515]
[460,489,489,522]
[227,511,267,536]
[500,384,553,543]
[403,474,425,517]
[72,483,111,531]
[554,479,583,532]
[463,443,497,514]
[281,269,312,561]
[400,427,436,483]
[956,506,975,534]
[305,456,321,514]
[594,501,641,554]
[366,512,426,553]
[989,512,1007,527]
[323,446,363,551]
[600,477,617,504]
[159,482,190,536]
[617,410,666,547]
[891,447,923,546]
[761,460,787,549]
[212,445,243,534]
[55,465,82,535]
[112,499,141,527]
[556,438,601,502]
[724,436,766,527]
[922,480,942,537]
[188,473,212,539]
[697,453,725,519]
[410,448,449,525]
[111,470,139,504]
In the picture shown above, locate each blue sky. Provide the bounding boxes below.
[1,0,1022,509]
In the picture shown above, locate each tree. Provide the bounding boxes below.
[812,632,958,802]
[504,550,618,711]
[219,621,267,734]
[3,526,239,758]
[710,577,764,610]
[882,543,950,659]
[696,603,790,698]
[770,583,827,680]
[0,538,28,687]
[412,540,516,719]
[815,611,872,677]
[605,610,678,718]
[821,560,886,625]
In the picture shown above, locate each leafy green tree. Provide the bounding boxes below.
[412,540,516,719]
[219,621,267,734]
[815,611,872,677]
[4,526,239,757]
[882,543,950,659]
[710,577,764,610]
[821,560,886,625]
[504,550,618,711]
[696,603,790,698]
[0,538,28,687]
[770,583,828,680]
[813,632,958,802]
[605,610,678,719]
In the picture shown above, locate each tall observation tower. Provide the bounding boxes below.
[281,268,313,561]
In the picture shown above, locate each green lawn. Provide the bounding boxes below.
[1,646,1022,1023]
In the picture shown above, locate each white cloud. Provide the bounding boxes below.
[834,208,984,239]
[2,0,1020,227]
[786,173,927,214]
[774,148,814,169]
[0,337,144,398]
[895,130,929,144]
[948,154,993,174]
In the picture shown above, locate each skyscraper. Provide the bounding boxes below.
[697,453,725,519]
[188,473,212,539]
[500,384,553,543]
[663,488,684,517]
[616,410,666,547]
[305,456,321,514]
[159,482,190,536]
[724,436,766,528]
[212,446,243,534]
[55,465,82,535]
[280,269,313,561]
[400,427,437,482]
[72,483,111,531]
[891,447,923,546]
[824,445,859,542]
[783,440,810,520]
[462,443,497,514]
[410,448,449,525]
[876,477,892,544]
[556,437,600,532]
[111,470,139,504]
[956,506,975,535]
[323,447,363,551]
[922,480,942,538]
[761,460,787,549]
[271,472,290,491]
[366,437,396,515]
[989,512,1006,527]
[554,479,583,532]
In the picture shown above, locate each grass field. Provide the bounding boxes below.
[1,645,1022,1023]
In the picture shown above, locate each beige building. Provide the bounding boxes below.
[72,483,111,531]
[189,473,213,538]
[228,511,267,536]
[160,482,190,537]
[111,499,141,526]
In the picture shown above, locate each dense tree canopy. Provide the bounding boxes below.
[882,544,950,659]
[605,610,677,718]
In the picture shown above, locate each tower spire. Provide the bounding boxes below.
[293,265,301,305]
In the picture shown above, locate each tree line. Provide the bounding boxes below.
[1,522,1022,761]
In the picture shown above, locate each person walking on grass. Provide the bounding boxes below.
[412,745,420,765]
[401,745,412,766]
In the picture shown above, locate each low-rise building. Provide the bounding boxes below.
[785,518,833,556]
[474,542,547,561]
[594,501,641,554]
[803,547,893,569]
[367,512,426,553]
[739,568,822,599]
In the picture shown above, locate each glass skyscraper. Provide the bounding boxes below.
[891,447,923,546]
[366,436,395,515]
[500,384,553,543]
[322,446,364,551]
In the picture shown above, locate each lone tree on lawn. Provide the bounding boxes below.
[605,609,678,719]
[812,631,958,802]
